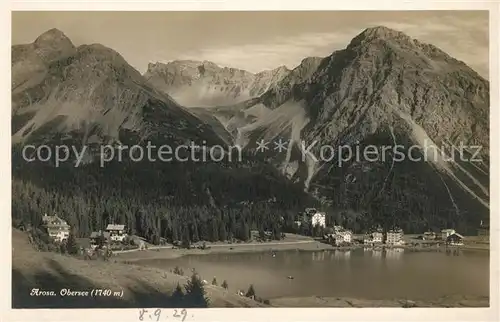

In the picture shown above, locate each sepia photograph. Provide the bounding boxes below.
[7,8,494,314]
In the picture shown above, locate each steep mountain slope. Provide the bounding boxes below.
[144,60,290,107]
[12,30,225,157]
[186,57,324,147]
[204,26,490,233]
[11,29,315,244]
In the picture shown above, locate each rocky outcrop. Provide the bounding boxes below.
[143,60,291,107]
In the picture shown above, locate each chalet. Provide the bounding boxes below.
[89,231,111,249]
[105,224,127,242]
[301,208,326,228]
[311,212,326,228]
[372,231,384,244]
[446,233,464,246]
[42,214,70,242]
[363,229,383,245]
[330,229,353,246]
[441,229,456,240]
[423,231,436,240]
[386,228,404,246]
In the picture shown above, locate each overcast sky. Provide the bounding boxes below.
[12,11,489,78]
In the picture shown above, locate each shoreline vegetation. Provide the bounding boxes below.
[13,229,489,308]
[114,233,489,262]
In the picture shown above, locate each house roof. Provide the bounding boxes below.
[447,233,464,239]
[106,224,125,231]
[42,215,69,227]
[441,229,455,233]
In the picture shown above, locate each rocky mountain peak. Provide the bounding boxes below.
[358,26,410,41]
[32,28,76,64]
[144,59,292,106]
[34,28,71,45]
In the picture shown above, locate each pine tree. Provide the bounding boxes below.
[191,222,200,243]
[211,277,217,286]
[66,231,79,255]
[184,273,209,308]
[181,224,191,249]
[218,221,227,241]
[221,280,228,289]
[239,221,250,241]
[171,283,184,306]
[245,284,256,298]
[210,219,219,242]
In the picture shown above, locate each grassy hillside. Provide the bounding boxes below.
[12,229,266,308]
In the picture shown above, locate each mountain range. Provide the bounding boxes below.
[11,26,490,237]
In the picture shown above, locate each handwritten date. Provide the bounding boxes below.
[138,308,188,321]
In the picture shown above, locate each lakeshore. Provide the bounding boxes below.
[12,229,489,308]
[114,233,489,262]
[131,242,489,306]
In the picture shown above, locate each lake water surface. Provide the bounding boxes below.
[138,248,489,300]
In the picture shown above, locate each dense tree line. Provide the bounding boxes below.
[312,130,489,235]
[11,149,315,244]
[11,127,487,241]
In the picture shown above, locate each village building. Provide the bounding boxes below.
[42,214,70,242]
[372,231,384,243]
[89,231,111,249]
[363,229,384,245]
[327,227,353,246]
[334,230,353,246]
[441,229,456,240]
[386,228,404,246]
[311,212,326,228]
[105,224,127,242]
[301,207,326,228]
[446,232,464,246]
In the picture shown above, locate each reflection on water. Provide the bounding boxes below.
[139,248,489,300]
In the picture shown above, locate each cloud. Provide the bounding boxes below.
[169,17,488,78]
[175,29,357,72]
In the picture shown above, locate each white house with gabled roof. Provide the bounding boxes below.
[105,224,127,242]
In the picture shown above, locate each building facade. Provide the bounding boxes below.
[329,229,353,246]
[446,233,464,246]
[441,229,456,240]
[105,224,127,242]
[386,229,404,246]
[363,230,383,245]
[311,212,326,228]
[42,214,70,242]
